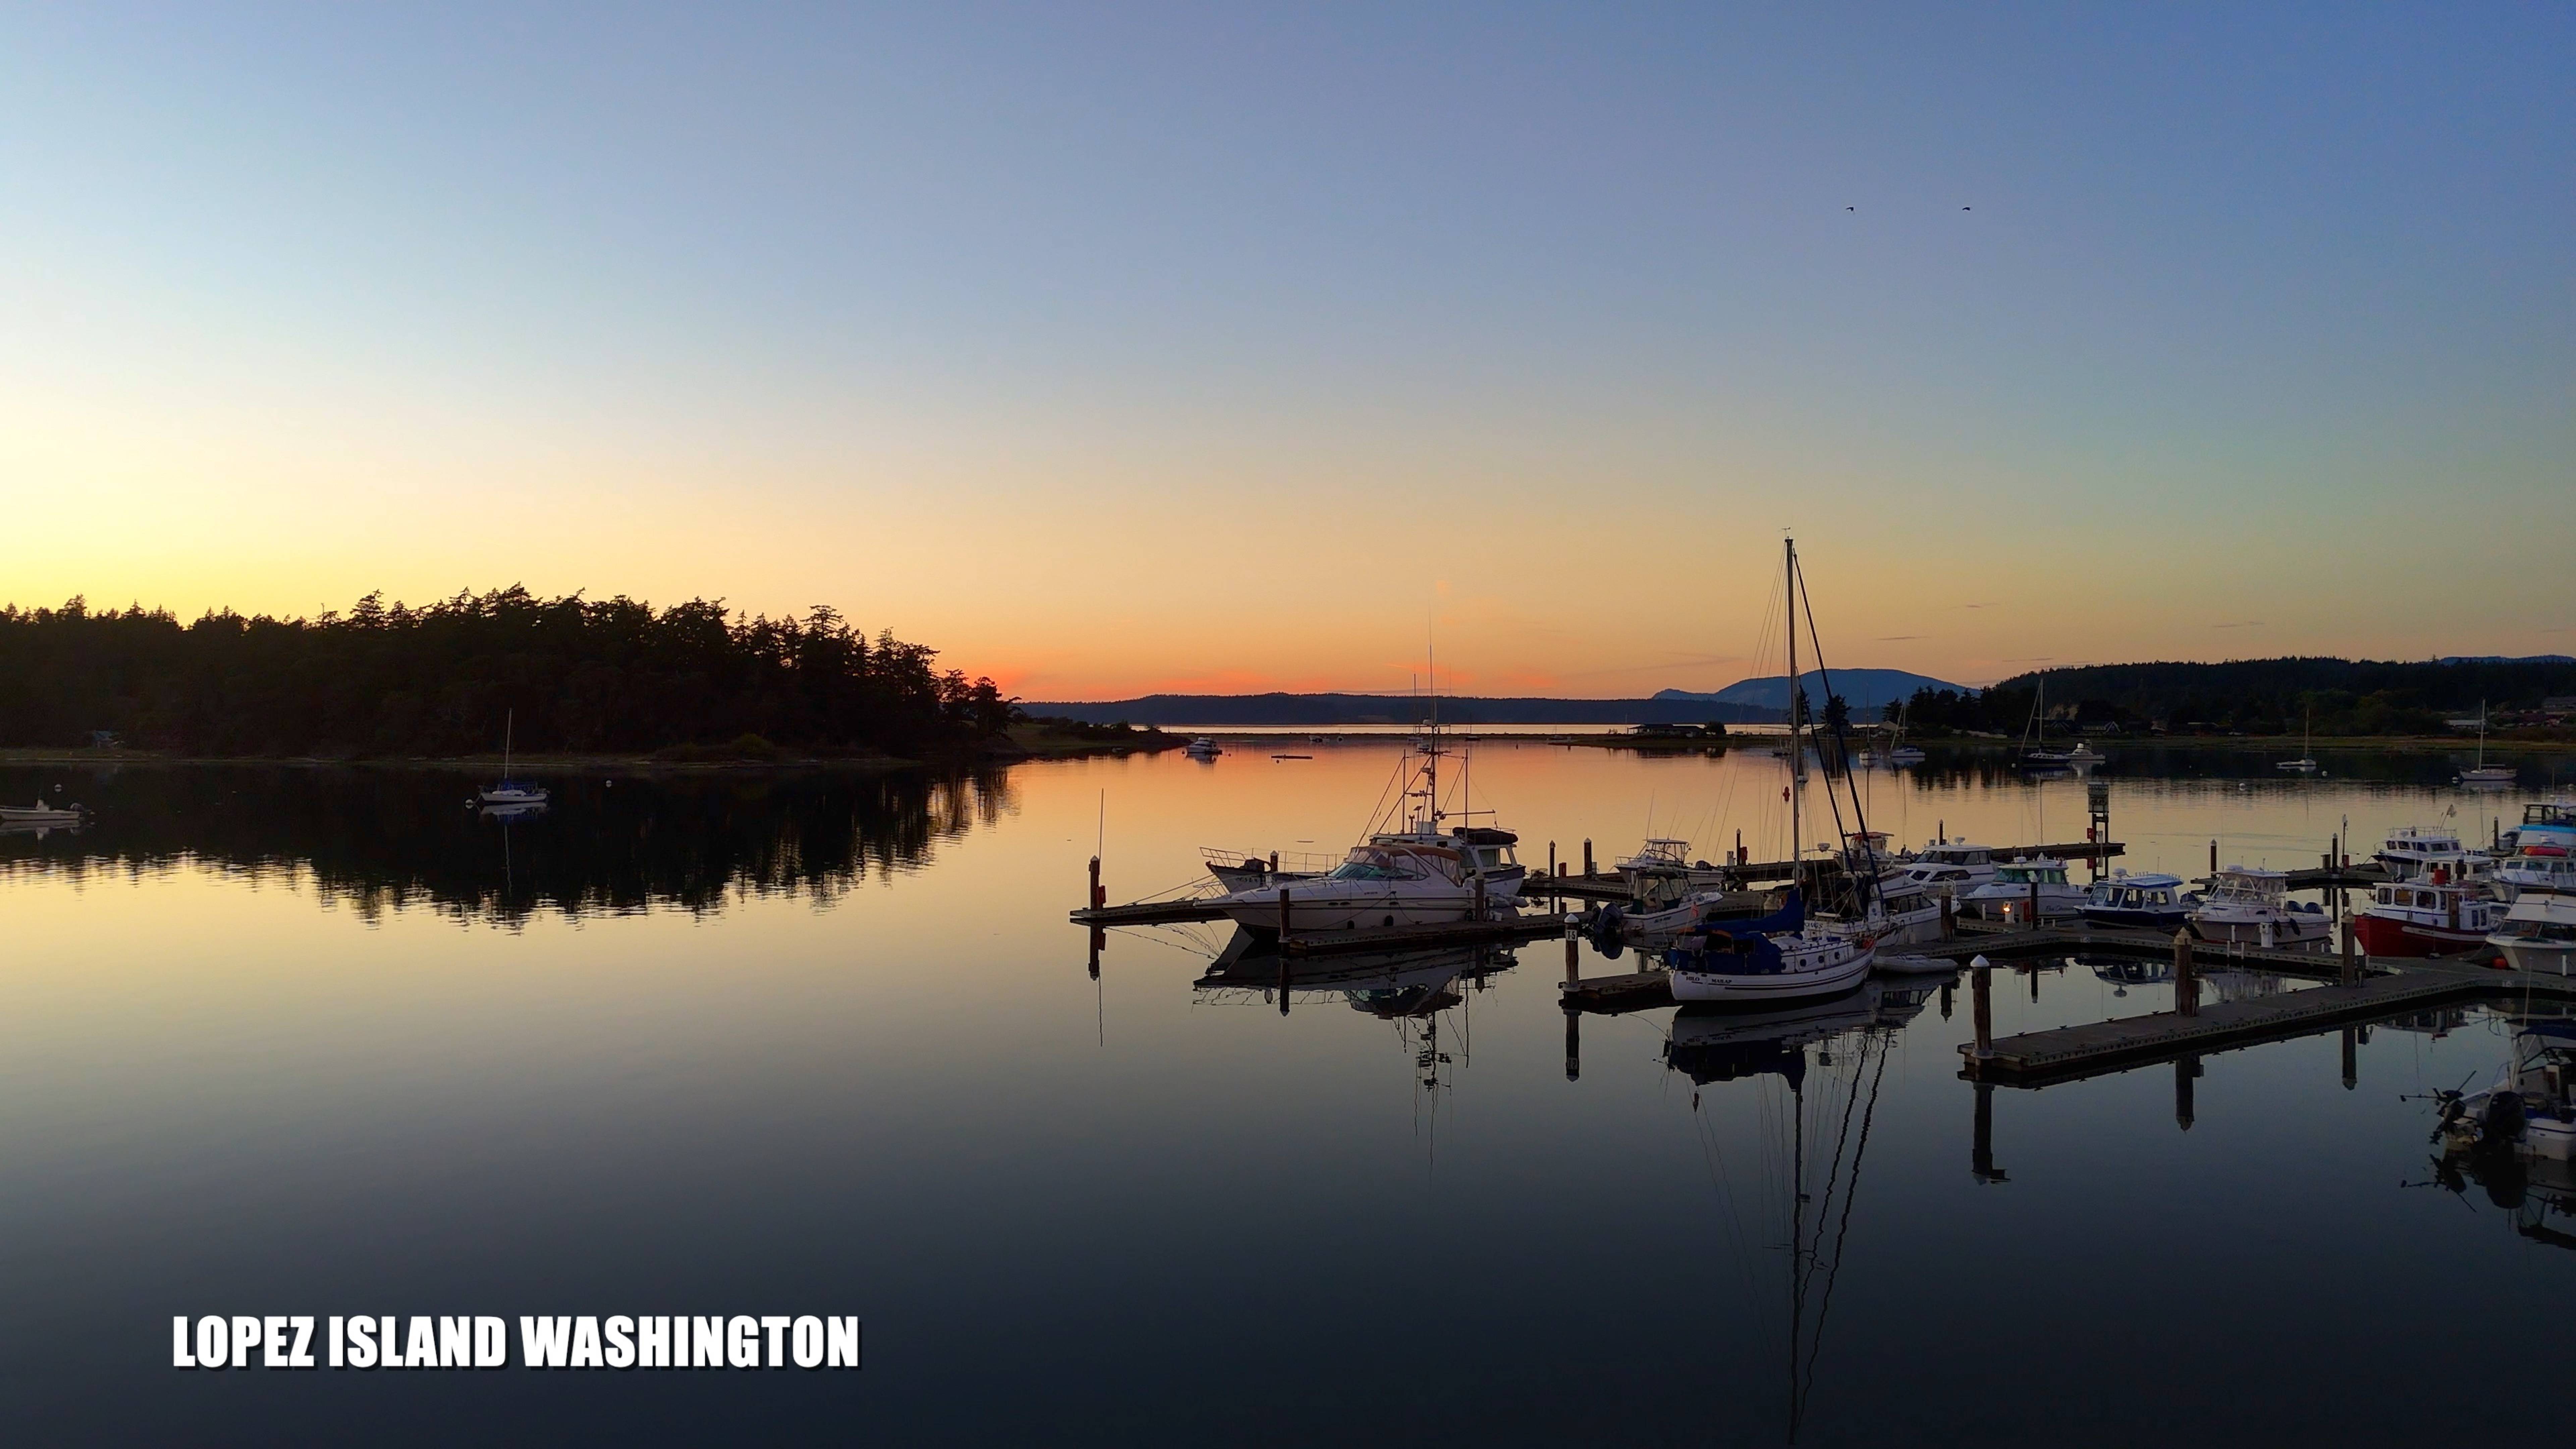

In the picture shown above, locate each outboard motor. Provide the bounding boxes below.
[2482,1090,2528,1147]
[1588,905,1625,962]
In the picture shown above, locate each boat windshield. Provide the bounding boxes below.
[1329,847,1436,882]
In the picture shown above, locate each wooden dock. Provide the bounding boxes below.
[1961,958,2576,1087]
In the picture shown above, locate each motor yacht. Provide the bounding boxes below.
[0,800,87,827]
[2189,866,2331,946]
[2373,825,2481,881]
[1184,736,1223,758]
[1958,858,2082,922]
[2077,870,2198,931]
[1208,839,1503,933]
[2488,895,2576,975]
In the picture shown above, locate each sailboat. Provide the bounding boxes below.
[1862,697,1925,767]
[2458,700,2515,786]
[2275,704,2321,773]
[477,710,551,809]
[1662,538,1877,1003]
[2019,678,2072,768]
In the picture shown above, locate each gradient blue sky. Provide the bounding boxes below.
[4,3,2568,695]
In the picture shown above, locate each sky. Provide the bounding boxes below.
[3,3,2569,697]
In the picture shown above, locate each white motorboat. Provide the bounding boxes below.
[2488,894,2576,975]
[1885,858,1976,899]
[1819,882,1945,948]
[476,709,551,809]
[2500,801,2576,857]
[1209,839,1502,932]
[1958,857,2083,923]
[2076,870,2198,932]
[2436,1020,2576,1162]
[0,800,87,826]
[1184,736,1223,758]
[1908,839,2000,890]
[1615,837,1731,907]
[2373,825,2482,881]
[2189,866,2331,947]
[2495,854,2576,901]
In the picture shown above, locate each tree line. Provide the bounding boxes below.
[1886,656,2576,737]
[0,589,1020,758]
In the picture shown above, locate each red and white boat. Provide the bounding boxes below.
[2354,867,2503,957]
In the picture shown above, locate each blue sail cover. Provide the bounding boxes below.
[1667,889,1804,975]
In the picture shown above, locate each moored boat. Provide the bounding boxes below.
[2488,894,2576,975]
[0,800,87,826]
[1958,857,2083,922]
[476,709,550,809]
[2077,870,2198,931]
[2189,866,2332,946]
[2354,868,2503,957]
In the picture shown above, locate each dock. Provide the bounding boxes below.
[1962,956,2576,1088]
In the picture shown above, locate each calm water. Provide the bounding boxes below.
[2,744,2567,1444]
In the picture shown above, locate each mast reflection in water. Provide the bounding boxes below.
[1666,981,1935,1442]
[0,764,1013,925]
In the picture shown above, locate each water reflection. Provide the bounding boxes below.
[1192,930,1518,1105]
[1662,981,1934,1442]
[0,764,1011,924]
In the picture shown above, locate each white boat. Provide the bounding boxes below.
[2456,700,2514,786]
[1886,859,1977,898]
[2189,866,2331,947]
[1614,837,1731,906]
[2275,705,2321,773]
[2373,825,2482,881]
[2076,870,2198,931]
[1819,882,1945,947]
[2494,853,2576,900]
[2488,894,2576,975]
[0,800,87,826]
[1907,839,2000,891]
[2018,680,2073,767]
[2436,1020,2576,1162]
[1184,736,1223,758]
[1209,839,1502,932]
[1863,700,1927,767]
[1663,888,1877,1003]
[1958,857,2083,922]
[1658,537,1877,1003]
[477,710,550,808]
[1200,846,1337,894]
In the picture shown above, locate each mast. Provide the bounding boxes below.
[503,708,513,781]
[1786,537,1800,896]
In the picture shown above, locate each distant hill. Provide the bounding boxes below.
[1019,692,1782,727]
[1655,669,1964,715]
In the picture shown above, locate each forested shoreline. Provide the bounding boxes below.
[0,589,1019,759]
[1895,656,2576,737]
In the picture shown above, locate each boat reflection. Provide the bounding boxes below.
[1661,980,1932,1441]
[1193,930,1518,1109]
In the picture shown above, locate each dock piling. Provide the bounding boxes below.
[2027,876,2041,931]
[1564,1010,1580,1082]
[1564,934,1579,986]
[1940,894,1956,941]
[1088,855,1105,911]
[2174,929,2197,1016]
[1971,956,1993,1059]
[1583,839,1594,878]
[1277,887,1291,941]
[2339,919,2357,987]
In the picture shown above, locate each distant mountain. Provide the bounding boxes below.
[1655,669,1965,715]
[1018,692,1782,727]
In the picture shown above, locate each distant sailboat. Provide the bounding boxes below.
[2458,700,2514,786]
[2276,705,2320,773]
[477,710,551,809]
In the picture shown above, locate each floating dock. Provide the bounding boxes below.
[1961,956,2576,1087]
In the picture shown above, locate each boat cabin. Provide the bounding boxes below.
[1992,861,2070,887]
[2206,867,2292,903]
[2086,873,2186,910]
[1919,842,1994,868]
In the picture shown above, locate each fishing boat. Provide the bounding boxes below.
[476,710,550,809]
[2373,825,2482,881]
[2435,1020,2576,1162]
[1958,857,2083,922]
[2354,867,2503,957]
[2488,895,2576,975]
[1661,538,1879,1003]
[2077,870,2199,931]
[1614,838,1731,907]
[0,800,87,827]
[1208,839,1503,933]
[2189,866,2331,946]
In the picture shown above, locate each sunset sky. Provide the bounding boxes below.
[5,5,2569,697]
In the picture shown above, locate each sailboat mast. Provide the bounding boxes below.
[1786,538,1801,895]
[503,708,513,779]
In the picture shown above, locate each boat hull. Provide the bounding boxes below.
[1668,938,1877,1004]
[1216,886,1484,933]
[2490,936,2576,975]
[2355,912,2491,958]
[2190,912,2332,947]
